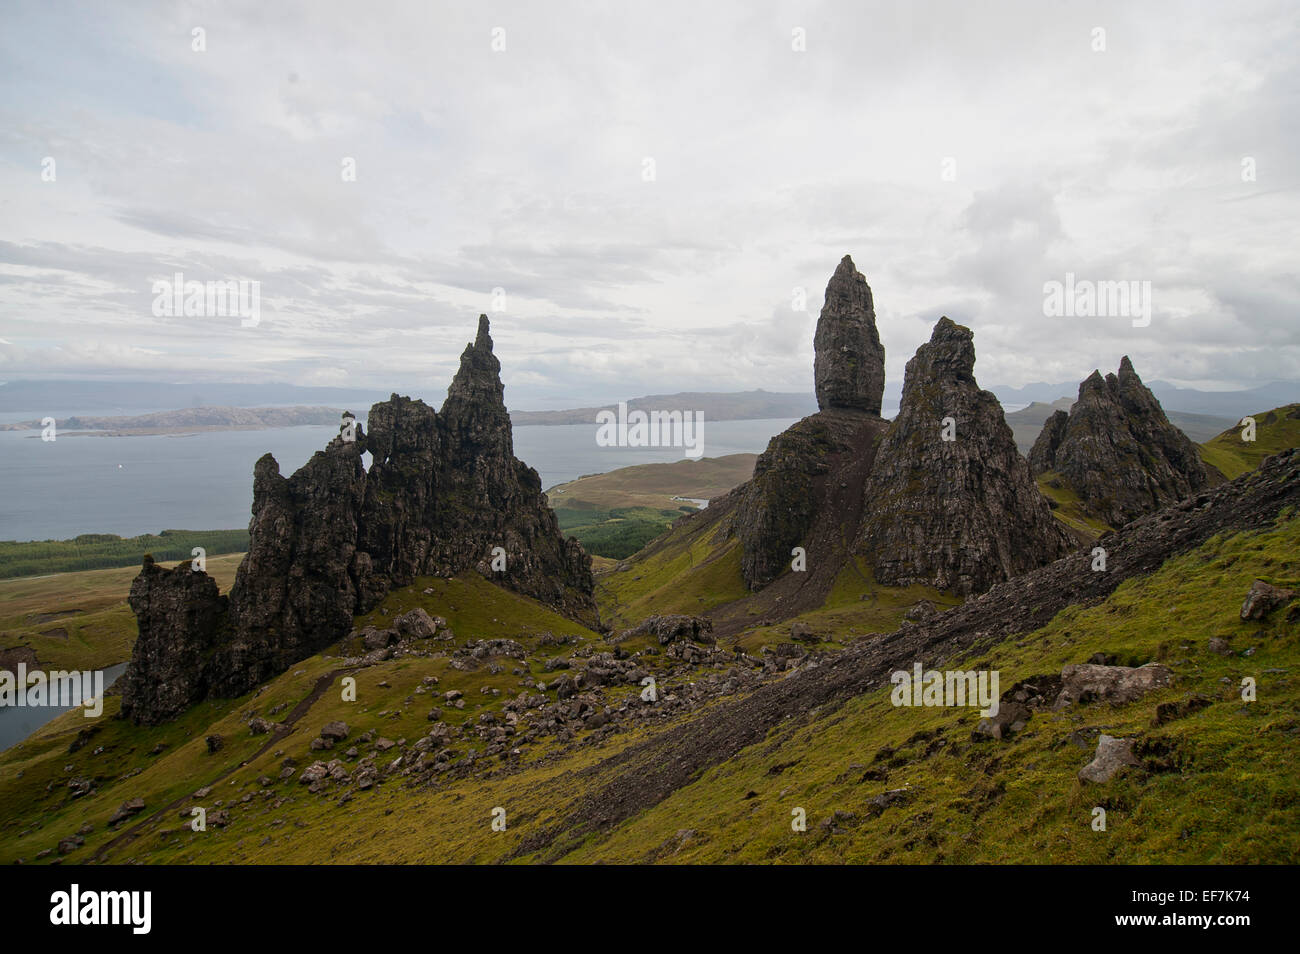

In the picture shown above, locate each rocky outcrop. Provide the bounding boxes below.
[1029,357,1210,526]
[360,317,595,623]
[219,435,369,695]
[122,315,596,725]
[858,317,1073,595]
[813,255,885,413]
[119,556,228,724]
[618,614,714,645]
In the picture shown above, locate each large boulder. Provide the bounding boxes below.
[1054,662,1173,708]
[619,615,714,645]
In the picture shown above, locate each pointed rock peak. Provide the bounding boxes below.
[1118,354,1136,378]
[446,315,505,410]
[474,313,493,351]
[1078,369,1108,398]
[814,255,884,414]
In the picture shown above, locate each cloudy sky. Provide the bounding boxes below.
[1,0,1296,410]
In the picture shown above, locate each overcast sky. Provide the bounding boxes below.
[1,0,1296,410]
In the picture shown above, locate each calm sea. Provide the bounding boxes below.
[0,416,800,542]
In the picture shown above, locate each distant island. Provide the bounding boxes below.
[1,405,348,437]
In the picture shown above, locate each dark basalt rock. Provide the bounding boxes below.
[121,315,596,725]
[220,433,369,695]
[813,255,885,413]
[857,317,1072,595]
[1030,357,1210,526]
[119,556,229,725]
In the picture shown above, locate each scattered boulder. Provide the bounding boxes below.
[320,721,350,741]
[1077,734,1141,783]
[1240,579,1296,621]
[620,615,714,645]
[972,700,1031,741]
[1055,662,1173,709]
[108,797,146,826]
[248,716,274,735]
[360,626,396,650]
[394,608,439,638]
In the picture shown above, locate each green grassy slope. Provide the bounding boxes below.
[1199,404,1300,480]
[3,509,1293,865]
[567,514,1300,863]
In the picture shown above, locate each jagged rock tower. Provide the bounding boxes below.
[813,255,886,414]
[1028,356,1210,526]
[735,255,890,589]
[121,315,596,725]
[857,317,1073,595]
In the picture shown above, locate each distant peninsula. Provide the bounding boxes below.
[1,406,348,436]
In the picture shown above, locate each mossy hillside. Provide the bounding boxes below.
[559,513,1300,863]
[0,553,244,671]
[597,533,748,628]
[0,571,649,865]
[1199,404,1300,480]
[731,556,960,655]
[1036,473,1112,540]
[3,513,1296,864]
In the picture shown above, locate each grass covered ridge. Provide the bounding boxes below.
[1199,404,1300,480]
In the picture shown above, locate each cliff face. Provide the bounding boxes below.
[1030,357,1210,526]
[736,256,888,589]
[857,317,1073,595]
[121,315,596,725]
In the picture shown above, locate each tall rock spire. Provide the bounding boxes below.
[813,255,885,414]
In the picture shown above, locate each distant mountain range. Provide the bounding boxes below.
[510,390,818,425]
[988,379,1297,421]
[0,380,389,414]
[3,378,1291,430]
[0,406,347,436]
